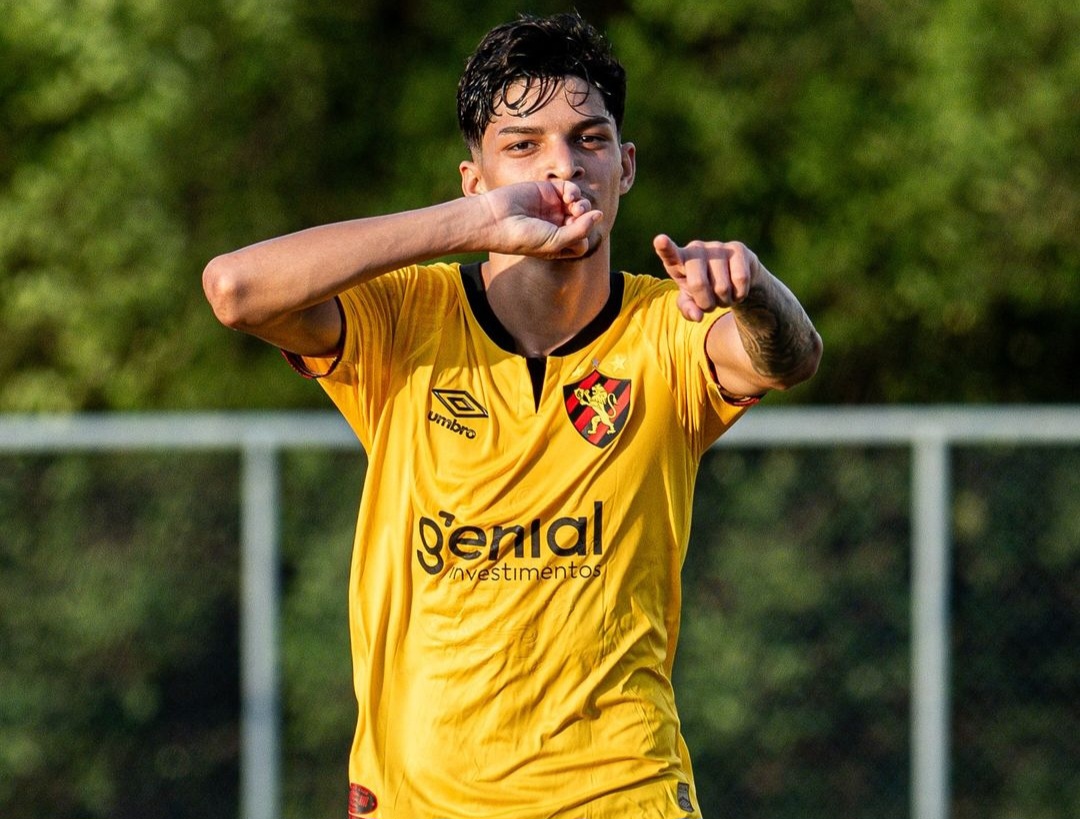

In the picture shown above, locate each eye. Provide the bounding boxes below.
[577,133,608,148]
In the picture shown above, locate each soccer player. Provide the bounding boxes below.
[203,12,821,818]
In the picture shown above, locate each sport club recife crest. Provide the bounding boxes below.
[563,369,631,448]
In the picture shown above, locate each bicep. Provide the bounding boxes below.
[250,298,344,358]
[704,312,775,398]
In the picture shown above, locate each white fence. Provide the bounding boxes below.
[3,406,1079,819]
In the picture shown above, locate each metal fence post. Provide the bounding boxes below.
[911,433,951,819]
[241,445,282,819]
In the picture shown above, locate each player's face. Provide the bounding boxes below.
[463,76,636,252]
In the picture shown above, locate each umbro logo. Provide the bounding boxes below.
[432,389,488,418]
[429,389,487,440]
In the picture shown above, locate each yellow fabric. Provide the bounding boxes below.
[302,262,748,818]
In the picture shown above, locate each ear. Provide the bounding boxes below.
[459,159,487,197]
[618,142,637,195]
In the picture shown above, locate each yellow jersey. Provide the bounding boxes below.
[289,262,749,818]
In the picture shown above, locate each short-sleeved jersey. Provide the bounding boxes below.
[291,262,750,819]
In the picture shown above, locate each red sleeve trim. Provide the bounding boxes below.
[280,296,346,380]
[717,387,763,407]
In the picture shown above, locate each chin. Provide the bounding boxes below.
[579,231,607,260]
[579,244,603,261]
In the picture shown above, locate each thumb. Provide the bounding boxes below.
[675,287,705,322]
[548,209,603,259]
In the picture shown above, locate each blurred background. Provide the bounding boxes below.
[1,0,1077,817]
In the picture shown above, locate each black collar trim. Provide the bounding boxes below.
[459,262,624,357]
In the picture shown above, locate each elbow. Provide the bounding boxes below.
[799,330,824,385]
[202,254,255,330]
[774,329,823,391]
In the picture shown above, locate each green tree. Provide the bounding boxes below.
[3,0,1076,409]
[678,447,911,818]
[951,447,1080,819]
[0,453,240,819]
[613,0,1080,403]
[0,0,327,409]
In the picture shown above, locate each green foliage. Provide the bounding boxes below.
[279,450,364,818]
[951,447,1080,819]
[2,0,1076,409]
[0,453,240,818]
[613,0,1080,402]
[678,447,911,818]
[1,0,298,409]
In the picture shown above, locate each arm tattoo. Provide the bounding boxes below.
[732,274,820,385]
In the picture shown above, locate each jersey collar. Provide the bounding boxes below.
[460,262,625,357]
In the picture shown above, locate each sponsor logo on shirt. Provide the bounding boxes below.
[428,388,488,440]
[563,369,631,448]
[415,502,605,581]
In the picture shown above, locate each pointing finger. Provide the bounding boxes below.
[653,234,685,277]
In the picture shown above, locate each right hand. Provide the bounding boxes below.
[480,181,604,260]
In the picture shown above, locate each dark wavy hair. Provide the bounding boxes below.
[457,13,627,152]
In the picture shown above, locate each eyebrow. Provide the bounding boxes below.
[495,115,616,137]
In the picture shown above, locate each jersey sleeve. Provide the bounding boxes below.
[626,275,752,455]
[281,263,461,450]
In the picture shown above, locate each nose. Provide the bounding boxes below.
[545,139,584,181]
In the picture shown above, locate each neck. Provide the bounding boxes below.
[482,253,611,357]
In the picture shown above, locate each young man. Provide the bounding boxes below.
[204,12,821,819]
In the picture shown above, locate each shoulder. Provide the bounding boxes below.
[355,261,461,292]
[615,269,732,353]
[619,270,677,297]
[330,262,467,361]
[339,261,463,311]
[616,270,682,319]
[617,270,686,315]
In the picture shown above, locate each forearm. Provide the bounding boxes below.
[732,271,822,389]
[202,197,489,330]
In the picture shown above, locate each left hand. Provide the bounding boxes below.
[652,234,760,322]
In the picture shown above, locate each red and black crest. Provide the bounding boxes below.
[563,369,631,448]
[348,783,378,817]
